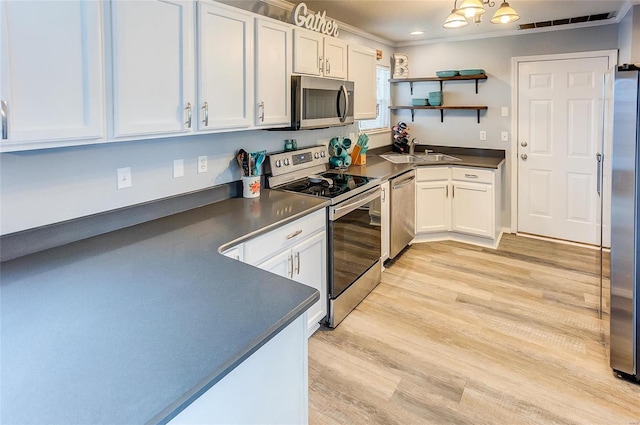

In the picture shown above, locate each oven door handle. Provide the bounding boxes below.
[330,187,381,221]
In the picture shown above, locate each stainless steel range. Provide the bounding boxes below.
[267,146,382,328]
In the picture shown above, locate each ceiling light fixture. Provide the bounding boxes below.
[443,1,469,28]
[443,0,519,28]
[410,30,424,35]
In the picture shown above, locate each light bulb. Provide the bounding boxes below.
[501,15,509,23]
[465,8,476,18]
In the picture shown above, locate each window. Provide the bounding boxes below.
[359,65,390,132]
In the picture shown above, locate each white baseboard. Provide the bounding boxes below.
[412,229,503,249]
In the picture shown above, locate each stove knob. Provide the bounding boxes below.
[314,152,320,159]
[275,159,282,168]
[320,151,326,158]
[283,158,290,166]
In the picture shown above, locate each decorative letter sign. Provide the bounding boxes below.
[292,2,339,37]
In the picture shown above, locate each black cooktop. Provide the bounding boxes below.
[278,172,375,199]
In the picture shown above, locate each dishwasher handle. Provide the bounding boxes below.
[392,175,415,189]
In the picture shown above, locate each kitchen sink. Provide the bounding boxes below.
[380,153,461,164]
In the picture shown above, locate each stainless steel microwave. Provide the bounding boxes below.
[290,76,354,130]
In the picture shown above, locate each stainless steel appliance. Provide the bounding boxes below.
[289,76,354,130]
[389,170,416,259]
[267,146,381,328]
[610,65,640,382]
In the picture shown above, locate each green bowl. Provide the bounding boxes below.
[459,69,485,76]
[436,70,459,78]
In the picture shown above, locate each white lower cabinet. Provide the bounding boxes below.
[244,209,327,336]
[416,165,502,247]
[168,314,308,425]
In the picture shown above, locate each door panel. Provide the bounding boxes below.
[518,56,609,244]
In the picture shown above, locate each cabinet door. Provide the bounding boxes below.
[111,0,194,137]
[255,19,291,127]
[198,2,253,130]
[292,29,323,76]
[451,182,494,238]
[0,0,104,150]
[323,37,348,80]
[381,181,390,261]
[292,231,326,332]
[348,44,377,120]
[416,181,451,233]
[256,249,292,280]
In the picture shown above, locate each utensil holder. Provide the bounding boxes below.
[242,175,261,198]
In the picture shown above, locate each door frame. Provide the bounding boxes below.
[510,50,618,235]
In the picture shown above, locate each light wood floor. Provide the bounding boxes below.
[308,234,639,425]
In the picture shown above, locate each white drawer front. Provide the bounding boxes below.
[244,209,326,265]
[451,167,494,184]
[417,166,450,182]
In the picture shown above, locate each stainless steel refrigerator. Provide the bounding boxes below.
[610,65,640,381]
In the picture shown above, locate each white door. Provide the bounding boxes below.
[292,231,326,332]
[517,56,608,244]
[198,2,253,130]
[0,0,104,148]
[348,44,377,120]
[111,0,194,137]
[323,37,348,80]
[416,181,451,233]
[292,28,322,76]
[255,18,291,127]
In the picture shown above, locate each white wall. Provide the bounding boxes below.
[618,4,640,64]
[392,24,619,228]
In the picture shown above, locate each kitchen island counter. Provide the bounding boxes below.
[1,189,328,425]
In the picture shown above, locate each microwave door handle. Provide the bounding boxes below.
[339,85,348,123]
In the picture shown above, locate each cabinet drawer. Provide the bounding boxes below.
[451,167,494,184]
[244,209,326,265]
[417,166,450,182]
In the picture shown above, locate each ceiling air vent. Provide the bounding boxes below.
[519,11,615,30]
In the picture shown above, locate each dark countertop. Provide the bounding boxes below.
[0,190,328,425]
[347,145,506,181]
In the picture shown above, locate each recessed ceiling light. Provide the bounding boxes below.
[410,30,424,35]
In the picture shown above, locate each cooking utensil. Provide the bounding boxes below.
[239,149,249,176]
[309,174,333,187]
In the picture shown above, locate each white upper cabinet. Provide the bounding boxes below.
[293,28,347,80]
[197,2,253,130]
[1,0,105,151]
[255,18,291,127]
[110,0,194,138]
[347,44,377,120]
[323,37,348,80]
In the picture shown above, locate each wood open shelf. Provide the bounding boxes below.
[389,74,487,94]
[389,105,488,123]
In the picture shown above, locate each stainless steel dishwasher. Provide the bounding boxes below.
[389,169,416,259]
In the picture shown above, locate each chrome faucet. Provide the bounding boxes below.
[408,138,417,155]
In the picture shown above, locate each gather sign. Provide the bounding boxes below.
[291,2,339,37]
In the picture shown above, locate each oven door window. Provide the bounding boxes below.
[331,201,381,298]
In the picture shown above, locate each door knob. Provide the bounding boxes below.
[521,141,528,147]
[520,153,528,160]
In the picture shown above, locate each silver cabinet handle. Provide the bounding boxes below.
[376,103,380,117]
[521,141,528,147]
[596,152,602,195]
[446,185,449,198]
[1,100,7,140]
[286,229,303,240]
[258,101,265,122]
[520,154,528,160]
[288,255,293,278]
[185,102,192,128]
[294,251,300,275]
[319,56,323,73]
[464,173,478,179]
[381,187,385,202]
[452,185,455,198]
[326,59,331,74]
[202,102,209,127]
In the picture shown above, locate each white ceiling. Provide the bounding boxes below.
[286,0,633,44]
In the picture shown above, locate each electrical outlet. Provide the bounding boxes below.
[501,131,509,142]
[117,167,132,189]
[173,159,184,178]
[501,107,509,117]
[197,156,207,173]
[479,131,487,141]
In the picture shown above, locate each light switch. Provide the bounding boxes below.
[117,167,132,189]
[479,131,487,141]
[501,107,509,117]
[173,159,184,178]
[501,131,509,142]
